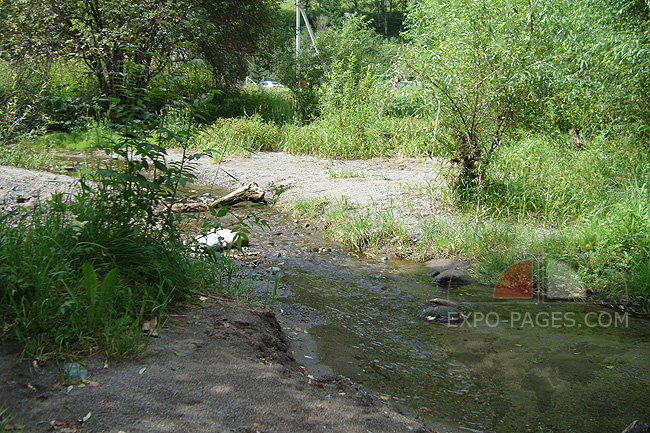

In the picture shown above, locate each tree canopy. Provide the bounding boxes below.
[1,0,280,98]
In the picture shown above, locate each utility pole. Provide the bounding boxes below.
[296,0,301,82]
[296,0,319,85]
[300,5,318,54]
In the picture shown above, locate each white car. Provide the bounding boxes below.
[262,80,285,88]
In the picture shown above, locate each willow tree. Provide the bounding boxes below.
[399,0,547,192]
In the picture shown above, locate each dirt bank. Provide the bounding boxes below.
[2,298,437,433]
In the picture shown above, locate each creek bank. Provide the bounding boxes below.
[3,157,649,432]
[0,298,438,433]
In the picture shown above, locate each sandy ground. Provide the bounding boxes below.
[178,151,455,235]
[0,154,456,433]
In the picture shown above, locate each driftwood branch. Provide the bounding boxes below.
[172,182,266,213]
[210,182,266,207]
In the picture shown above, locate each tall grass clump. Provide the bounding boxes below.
[432,133,650,304]
[0,199,189,357]
[292,196,331,220]
[560,182,650,301]
[328,206,409,253]
[292,196,409,253]
[417,217,545,282]
[208,85,296,125]
[282,59,403,158]
[196,114,283,159]
[479,135,644,223]
[0,141,55,169]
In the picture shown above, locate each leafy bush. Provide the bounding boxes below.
[277,13,396,122]
[400,0,546,191]
[0,200,188,356]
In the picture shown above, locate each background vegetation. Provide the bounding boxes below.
[1,0,649,358]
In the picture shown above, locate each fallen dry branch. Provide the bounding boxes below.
[210,182,266,207]
[172,182,266,213]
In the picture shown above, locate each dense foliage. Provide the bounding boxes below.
[0,0,279,99]
[400,0,543,190]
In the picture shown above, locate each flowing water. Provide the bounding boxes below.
[229,204,650,433]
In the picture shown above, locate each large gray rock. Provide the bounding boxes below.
[431,269,474,287]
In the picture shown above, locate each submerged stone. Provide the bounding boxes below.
[419,305,464,324]
[431,269,474,287]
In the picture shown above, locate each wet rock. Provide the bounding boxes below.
[426,298,460,309]
[622,421,650,433]
[419,305,464,324]
[431,269,474,287]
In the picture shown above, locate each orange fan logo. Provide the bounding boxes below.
[494,259,533,298]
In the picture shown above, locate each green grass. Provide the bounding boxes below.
[292,196,410,253]
[477,135,644,223]
[196,114,283,160]
[411,133,650,305]
[327,168,366,178]
[0,200,175,357]
[0,404,23,432]
[0,139,56,169]
[209,85,296,125]
[0,187,253,360]
[292,196,332,219]
[32,129,103,150]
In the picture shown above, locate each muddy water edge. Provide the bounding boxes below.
[179,185,650,433]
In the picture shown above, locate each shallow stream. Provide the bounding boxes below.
[216,201,650,433]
